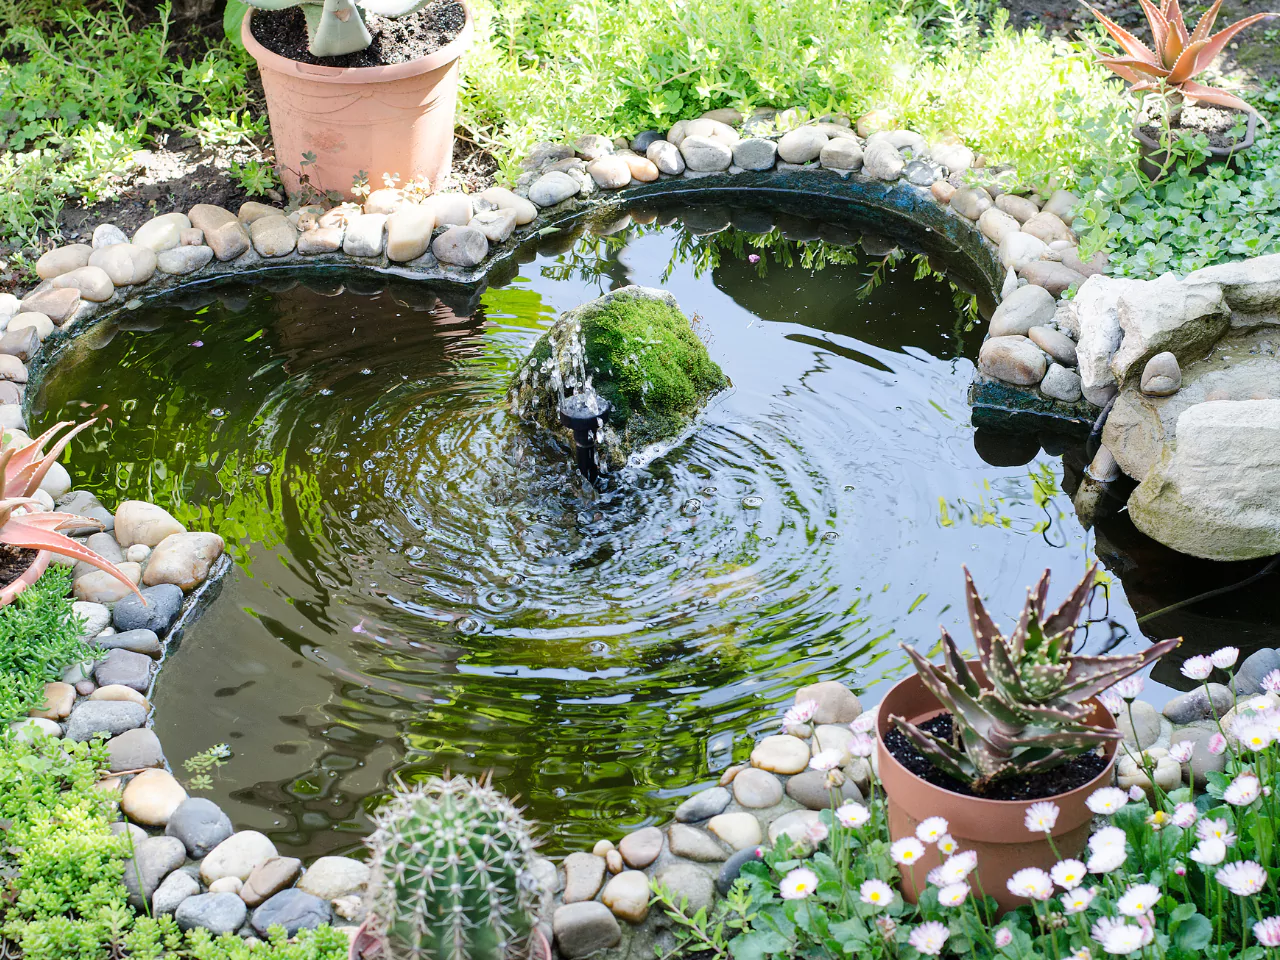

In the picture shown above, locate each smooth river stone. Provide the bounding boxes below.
[133,213,190,252]
[296,856,369,900]
[601,871,650,923]
[48,265,113,302]
[587,156,632,189]
[819,139,862,171]
[646,141,685,175]
[990,283,1057,337]
[156,246,214,276]
[75,562,143,605]
[528,171,581,207]
[750,734,810,774]
[241,856,303,907]
[114,501,185,547]
[65,700,146,741]
[1028,325,1077,366]
[618,826,663,868]
[777,127,828,164]
[250,216,297,257]
[121,769,188,826]
[978,335,1049,386]
[554,902,621,960]
[36,244,93,280]
[708,812,763,850]
[142,531,225,591]
[795,680,862,723]
[106,727,164,772]
[470,208,517,244]
[1040,364,1082,402]
[562,852,606,903]
[732,138,778,171]
[479,186,538,225]
[1018,260,1087,297]
[995,193,1039,223]
[432,226,488,267]
[176,893,246,936]
[621,154,659,182]
[362,187,404,215]
[166,797,234,858]
[679,136,732,172]
[731,767,783,808]
[667,823,727,862]
[201,830,278,884]
[1022,210,1073,244]
[250,889,331,938]
[18,287,79,323]
[950,186,993,220]
[385,205,436,262]
[674,786,731,823]
[89,244,157,285]
[342,214,388,257]
[29,681,75,720]
[768,809,823,845]
[978,208,1021,245]
[92,223,129,248]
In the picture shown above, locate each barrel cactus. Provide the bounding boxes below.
[244,0,438,57]
[363,775,542,960]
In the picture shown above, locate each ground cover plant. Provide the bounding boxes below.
[0,732,350,960]
[0,0,267,267]
[670,646,1280,960]
[0,567,87,724]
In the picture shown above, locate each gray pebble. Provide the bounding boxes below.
[113,584,183,634]
[65,701,147,741]
[250,889,331,938]
[166,797,235,858]
[176,893,247,935]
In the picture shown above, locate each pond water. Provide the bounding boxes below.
[32,202,1264,859]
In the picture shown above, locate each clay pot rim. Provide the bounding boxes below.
[876,665,1118,817]
[0,550,50,607]
[1131,109,1258,158]
[242,4,474,85]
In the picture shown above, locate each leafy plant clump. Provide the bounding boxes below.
[893,565,1179,790]
[0,735,350,960]
[0,566,90,725]
[510,286,728,467]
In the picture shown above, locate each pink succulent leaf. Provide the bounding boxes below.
[1057,637,1182,701]
[891,717,972,782]
[1088,44,1147,83]
[1177,80,1265,117]
[11,420,98,498]
[1097,54,1173,78]
[963,566,1001,662]
[1135,0,1170,54]
[1167,38,1209,82]
[3,420,75,483]
[1163,0,1190,62]
[1189,0,1225,42]
[0,515,144,602]
[1081,2,1161,63]
[1194,13,1280,74]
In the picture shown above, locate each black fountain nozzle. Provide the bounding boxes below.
[559,392,611,480]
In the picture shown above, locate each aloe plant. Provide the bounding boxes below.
[891,565,1180,791]
[1083,0,1278,118]
[243,0,441,57]
[0,421,143,604]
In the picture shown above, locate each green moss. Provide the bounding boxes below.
[510,287,728,466]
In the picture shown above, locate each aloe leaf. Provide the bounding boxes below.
[0,513,144,603]
[1042,563,1098,640]
[941,628,982,697]
[14,420,97,498]
[890,717,972,782]
[962,566,1001,663]
[901,645,1008,749]
[1057,636,1181,701]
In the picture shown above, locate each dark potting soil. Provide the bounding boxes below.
[1138,102,1253,151]
[249,1,466,68]
[0,546,38,590]
[884,712,1109,802]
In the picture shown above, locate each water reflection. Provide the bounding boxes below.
[31,207,1267,860]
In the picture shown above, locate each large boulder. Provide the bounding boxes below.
[1185,253,1280,317]
[508,287,728,469]
[1074,275,1144,405]
[1109,274,1229,384]
[1129,399,1280,560]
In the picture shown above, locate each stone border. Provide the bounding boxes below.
[11,107,1130,443]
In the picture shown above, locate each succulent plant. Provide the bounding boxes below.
[0,421,142,604]
[891,565,1180,791]
[363,774,542,960]
[1082,0,1278,117]
[243,0,441,57]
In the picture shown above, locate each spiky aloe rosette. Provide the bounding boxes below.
[892,565,1180,791]
[362,775,542,960]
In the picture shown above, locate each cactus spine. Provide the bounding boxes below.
[363,775,541,960]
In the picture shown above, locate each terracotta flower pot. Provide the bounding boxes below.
[242,6,474,199]
[1133,110,1257,180]
[876,664,1117,915]
[0,550,50,607]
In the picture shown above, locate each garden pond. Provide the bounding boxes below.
[27,201,1278,859]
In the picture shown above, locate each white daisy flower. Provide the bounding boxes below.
[1089,826,1127,852]
[1112,676,1144,701]
[915,816,949,844]
[809,749,842,772]
[1211,647,1239,669]
[859,879,894,907]
[1061,886,1096,914]
[1181,656,1214,681]
[1087,847,1127,874]
[1190,838,1227,866]
[1168,741,1194,764]
[1237,723,1273,752]
[1217,861,1268,897]
[1100,923,1146,955]
[835,802,870,829]
[891,837,925,866]
[1007,867,1053,901]
[937,882,969,907]
[1170,803,1197,828]
[779,866,818,900]
[907,921,949,957]
[1117,883,1160,917]
[1197,818,1237,847]
[936,833,958,855]
[1051,859,1086,890]
[1225,772,1261,806]
[1086,787,1128,815]
[1024,801,1060,834]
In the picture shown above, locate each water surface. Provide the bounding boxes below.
[34,207,1227,857]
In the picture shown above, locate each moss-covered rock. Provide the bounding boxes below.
[509,286,729,469]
